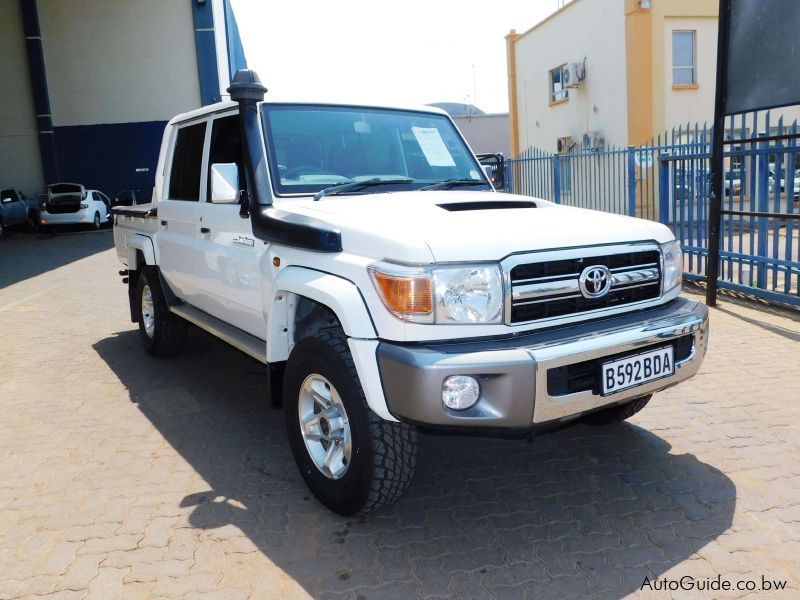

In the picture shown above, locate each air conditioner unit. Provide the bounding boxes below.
[563,62,585,88]
[556,136,574,153]
[582,131,605,151]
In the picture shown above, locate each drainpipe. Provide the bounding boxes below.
[19,0,59,185]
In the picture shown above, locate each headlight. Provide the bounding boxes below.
[433,266,503,323]
[660,240,683,293]
[369,263,503,324]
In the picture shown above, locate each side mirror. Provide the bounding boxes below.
[210,163,239,203]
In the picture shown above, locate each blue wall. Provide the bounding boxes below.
[53,121,166,202]
[224,0,247,78]
[191,0,221,105]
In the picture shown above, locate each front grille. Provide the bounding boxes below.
[509,248,661,323]
[546,334,694,397]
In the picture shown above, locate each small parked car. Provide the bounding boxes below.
[769,168,800,200]
[0,188,39,237]
[39,183,112,229]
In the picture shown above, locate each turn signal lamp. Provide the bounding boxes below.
[369,269,433,322]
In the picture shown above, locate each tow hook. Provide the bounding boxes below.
[119,269,129,285]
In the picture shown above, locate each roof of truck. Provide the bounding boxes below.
[168,99,449,126]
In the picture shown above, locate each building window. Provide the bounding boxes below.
[549,65,568,103]
[672,30,696,85]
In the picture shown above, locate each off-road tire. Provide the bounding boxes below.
[136,268,188,356]
[583,394,652,425]
[284,329,417,515]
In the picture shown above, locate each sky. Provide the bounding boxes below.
[230,0,564,114]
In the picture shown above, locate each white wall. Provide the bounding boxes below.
[38,0,202,126]
[662,17,716,131]
[453,114,510,157]
[0,0,44,194]
[663,16,800,135]
[513,0,628,154]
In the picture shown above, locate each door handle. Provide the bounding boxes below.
[200,227,211,234]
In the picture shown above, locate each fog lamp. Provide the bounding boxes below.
[442,375,480,410]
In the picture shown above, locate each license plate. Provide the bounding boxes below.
[601,345,674,395]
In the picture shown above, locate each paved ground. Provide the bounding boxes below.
[1,230,800,600]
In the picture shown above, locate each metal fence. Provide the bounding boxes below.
[507,111,800,307]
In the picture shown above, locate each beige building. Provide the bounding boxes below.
[505,0,800,157]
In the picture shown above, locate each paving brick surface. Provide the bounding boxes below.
[1,230,800,599]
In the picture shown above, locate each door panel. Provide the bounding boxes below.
[155,121,207,302]
[193,112,267,338]
[157,200,204,301]
[1,190,25,224]
[195,203,266,339]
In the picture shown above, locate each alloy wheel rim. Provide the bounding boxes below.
[298,374,352,480]
[141,284,155,338]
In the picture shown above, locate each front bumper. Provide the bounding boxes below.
[377,297,708,429]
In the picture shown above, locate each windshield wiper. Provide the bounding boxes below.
[313,178,413,201]
[419,179,490,191]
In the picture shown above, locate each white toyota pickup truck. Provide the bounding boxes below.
[113,70,708,515]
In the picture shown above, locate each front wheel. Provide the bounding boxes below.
[284,329,417,515]
[92,212,101,229]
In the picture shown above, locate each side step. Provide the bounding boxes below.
[170,304,267,363]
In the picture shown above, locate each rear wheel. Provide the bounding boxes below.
[0,220,4,238]
[136,268,187,356]
[284,329,417,515]
[582,394,652,425]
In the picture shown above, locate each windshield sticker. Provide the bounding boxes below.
[411,127,456,167]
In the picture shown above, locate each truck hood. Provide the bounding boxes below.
[282,190,674,262]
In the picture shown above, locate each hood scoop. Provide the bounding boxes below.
[437,200,538,212]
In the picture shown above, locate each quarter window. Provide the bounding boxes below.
[549,65,568,103]
[168,122,206,201]
[672,31,696,85]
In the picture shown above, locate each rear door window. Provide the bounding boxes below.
[168,122,206,201]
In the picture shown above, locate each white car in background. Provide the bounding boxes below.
[39,183,111,229]
[769,168,800,201]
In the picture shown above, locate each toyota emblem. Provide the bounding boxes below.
[578,265,612,298]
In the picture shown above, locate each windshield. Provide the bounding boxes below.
[261,104,487,196]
